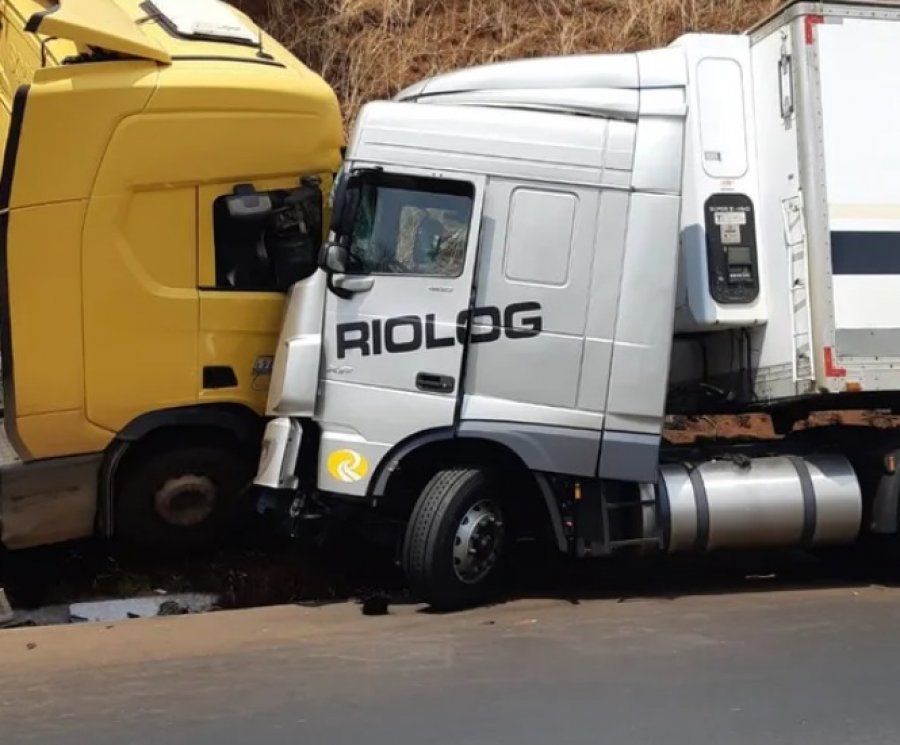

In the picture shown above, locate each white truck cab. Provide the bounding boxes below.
[257,1,900,609]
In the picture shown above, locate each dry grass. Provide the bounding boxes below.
[235,0,783,123]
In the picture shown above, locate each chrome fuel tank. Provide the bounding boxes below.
[658,455,861,553]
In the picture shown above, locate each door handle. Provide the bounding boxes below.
[416,372,455,394]
[331,274,374,293]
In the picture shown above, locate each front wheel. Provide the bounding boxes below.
[114,443,253,554]
[402,467,508,611]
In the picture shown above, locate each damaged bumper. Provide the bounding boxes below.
[254,417,302,491]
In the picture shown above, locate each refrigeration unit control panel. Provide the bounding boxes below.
[704,193,759,305]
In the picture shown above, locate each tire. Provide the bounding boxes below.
[402,467,508,611]
[114,443,254,554]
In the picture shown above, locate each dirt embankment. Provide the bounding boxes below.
[235,0,782,123]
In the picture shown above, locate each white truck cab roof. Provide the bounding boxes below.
[394,48,687,120]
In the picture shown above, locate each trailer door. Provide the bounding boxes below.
[814,14,900,387]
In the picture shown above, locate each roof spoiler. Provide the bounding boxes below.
[26,1,172,65]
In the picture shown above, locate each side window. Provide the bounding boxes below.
[346,175,474,277]
[212,183,322,291]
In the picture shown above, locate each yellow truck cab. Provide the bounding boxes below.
[0,0,343,551]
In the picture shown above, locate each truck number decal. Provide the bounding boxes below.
[336,302,542,359]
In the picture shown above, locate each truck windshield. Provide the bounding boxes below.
[345,174,474,278]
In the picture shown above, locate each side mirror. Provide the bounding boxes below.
[320,241,358,299]
[226,184,273,220]
[320,241,348,274]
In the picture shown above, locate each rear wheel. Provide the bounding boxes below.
[114,442,253,553]
[402,467,508,610]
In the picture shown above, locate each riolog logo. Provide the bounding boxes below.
[336,302,542,359]
[327,449,369,483]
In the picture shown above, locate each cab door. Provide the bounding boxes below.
[316,168,484,496]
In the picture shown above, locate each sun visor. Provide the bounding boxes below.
[26,1,172,65]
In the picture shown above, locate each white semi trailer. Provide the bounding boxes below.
[255,0,900,609]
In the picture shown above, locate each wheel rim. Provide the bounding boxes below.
[153,474,217,528]
[452,499,505,585]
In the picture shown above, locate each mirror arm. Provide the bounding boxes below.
[327,273,354,300]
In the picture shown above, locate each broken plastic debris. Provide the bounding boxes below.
[68,593,218,623]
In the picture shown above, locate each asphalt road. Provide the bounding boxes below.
[4,569,900,745]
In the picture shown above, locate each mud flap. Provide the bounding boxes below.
[0,454,101,549]
[871,451,900,535]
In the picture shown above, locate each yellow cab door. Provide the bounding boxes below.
[197,175,326,413]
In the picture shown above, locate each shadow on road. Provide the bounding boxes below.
[2,527,896,620]
[505,543,892,605]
